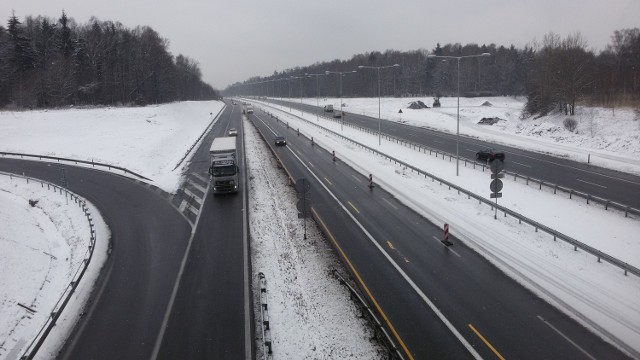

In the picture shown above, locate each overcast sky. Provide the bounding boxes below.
[2,0,639,90]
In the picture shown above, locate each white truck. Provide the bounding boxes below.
[209,137,239,194]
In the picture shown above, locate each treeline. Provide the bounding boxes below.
[0,11,219,108]
[226,29,640,118]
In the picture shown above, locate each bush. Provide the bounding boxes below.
[563,117,578,132]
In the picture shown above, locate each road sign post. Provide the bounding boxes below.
[441,223,453,246]
[489,158,505,219]
[295,178,311,239]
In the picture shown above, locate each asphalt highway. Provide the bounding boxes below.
[156,101,252,359]
[248,107,632,359]
[0,159,192,360]
[267,98,640,210]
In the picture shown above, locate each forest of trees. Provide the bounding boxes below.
[0,12,219,109]
[226,29,640,118]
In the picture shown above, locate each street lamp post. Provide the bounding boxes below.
[306,72,325,121]
[427,52,491,176]
[291,76,305,115]
[357,64,400,145]
[325,70,357,131]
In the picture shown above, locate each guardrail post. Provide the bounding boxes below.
[569,190,573,199]
[587,194,590,204]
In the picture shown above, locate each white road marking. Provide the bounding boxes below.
[351,174,362,182]
[511,161,532,168]
[382,197,398,210]
[537,316,597,360]
[576,178,607,189]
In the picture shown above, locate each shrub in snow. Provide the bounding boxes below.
[563,117,578,132]
[433,96,441,107]
[28,199,39,207]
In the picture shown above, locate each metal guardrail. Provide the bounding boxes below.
[332,269,405,360]
[0,172,98,360]
[0,151,150,181]
[254,102,640,279]
[261,99,640,218]
[258,273,273,359]
[173,105,226,171]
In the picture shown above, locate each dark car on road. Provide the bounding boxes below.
[476,149,505,161]
[275,136,286,146]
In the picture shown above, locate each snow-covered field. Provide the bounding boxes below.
[0,96,639,358]
[0,174,109,360]
[0,101,225,192]
[297,96,640,175]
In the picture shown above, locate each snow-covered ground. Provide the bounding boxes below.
[0,97,639,358]
[0,101,225,192]
[249,98,640,357]
[295,96,640,175]
[0,174,109,360]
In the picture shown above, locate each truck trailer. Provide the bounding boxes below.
[209,137,239,194]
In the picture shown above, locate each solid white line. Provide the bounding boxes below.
[511,161,532,168]
[351,174,362,182]
[537,315,597,360]
[576,178,607,189]
[285,145,482,359]
[382,197,398,210]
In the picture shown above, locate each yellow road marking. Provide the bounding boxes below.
[468,323,505,360]
[347,201,360,214]
[311,208,414,360]
[324,177,333,185]
[387,241,395,250]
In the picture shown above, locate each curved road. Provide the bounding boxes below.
[0,158,192,359]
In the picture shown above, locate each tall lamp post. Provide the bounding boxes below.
[427,52,491,176]
[357,64,400,145]
[325,70,357,130]
[291,76,305,115]
[306,72,325,121]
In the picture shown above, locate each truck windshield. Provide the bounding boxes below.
[211,165,236,176]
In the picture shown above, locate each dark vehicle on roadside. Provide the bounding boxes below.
[324,104,334,112]
[476,148,505,161]
[275,136,286,146]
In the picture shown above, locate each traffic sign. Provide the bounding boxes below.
[490,179,503,193]
[490,193,503,198]
[490,159,504,174]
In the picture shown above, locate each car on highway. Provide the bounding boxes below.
[333,111,343,119]
[228,128,238,136]
[274,136,286,146]
[324,104,334,112]
[476,148,505,161]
